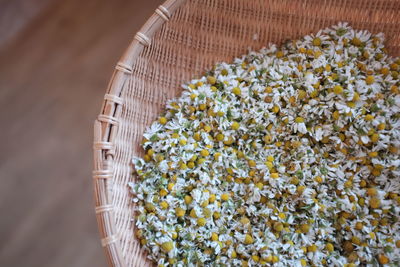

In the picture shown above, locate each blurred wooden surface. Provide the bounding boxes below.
[0,0,162,266]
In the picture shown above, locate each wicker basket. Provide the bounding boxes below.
[93,0,400,266]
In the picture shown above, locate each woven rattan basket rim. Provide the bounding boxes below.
[93,1,185,266]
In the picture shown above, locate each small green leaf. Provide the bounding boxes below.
[320,167,328,175]
[150,134,159,142]
[336,28,347,36]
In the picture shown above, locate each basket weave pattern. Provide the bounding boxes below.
[93,0,400,266]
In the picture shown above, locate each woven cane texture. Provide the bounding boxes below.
[93,0,400,266]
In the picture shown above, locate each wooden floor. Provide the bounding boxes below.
[0,0,162,266]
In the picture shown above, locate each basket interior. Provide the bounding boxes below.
[99,0,400,265]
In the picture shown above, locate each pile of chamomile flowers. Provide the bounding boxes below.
[130,23,400,266]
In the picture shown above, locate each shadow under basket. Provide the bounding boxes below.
[93,0,400,266]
